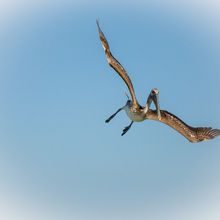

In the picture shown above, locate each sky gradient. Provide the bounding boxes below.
[0,1,220,219]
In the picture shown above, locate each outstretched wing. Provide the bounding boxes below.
[97,20,140,108]
[146,109,220,143]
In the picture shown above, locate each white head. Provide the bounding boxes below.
[150,88,161,120]
[150,88,159,96]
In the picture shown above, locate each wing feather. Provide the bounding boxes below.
[97,20,140,108]
[146,109,220,143]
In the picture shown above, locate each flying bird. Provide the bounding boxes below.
[97,20,220,143]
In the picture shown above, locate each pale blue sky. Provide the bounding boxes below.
[0,1,220,219]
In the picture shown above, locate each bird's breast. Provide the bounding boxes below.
[125,106,145,122]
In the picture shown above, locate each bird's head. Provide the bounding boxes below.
[150,88,159,96]
[151,88,161,120]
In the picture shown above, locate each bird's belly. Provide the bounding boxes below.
[125,108,145,122]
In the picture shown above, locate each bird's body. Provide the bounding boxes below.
[124,105,145,122]
[97,20,220,143]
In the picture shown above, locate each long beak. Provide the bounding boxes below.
[153,94,161,120]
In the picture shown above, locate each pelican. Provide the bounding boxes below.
[97,21,220,143]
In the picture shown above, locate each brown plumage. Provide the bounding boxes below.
[97,20,140,108]
[146,110,220,143]
[97,20,220,142]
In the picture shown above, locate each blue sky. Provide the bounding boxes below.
[0,1,220,219]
